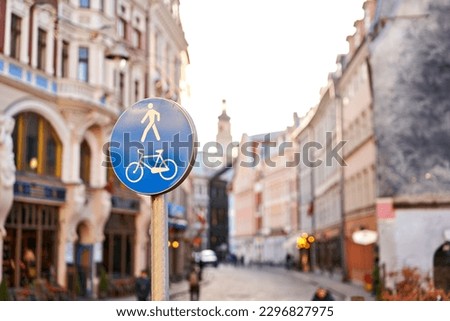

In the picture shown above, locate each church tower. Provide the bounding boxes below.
[216,99,232,166]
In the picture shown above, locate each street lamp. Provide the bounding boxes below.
[105,42,130,62]
[297,232,315,272]
[105,43,130,108]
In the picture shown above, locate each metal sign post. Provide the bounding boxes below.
[151,194,169,300]
[110,98,197,302]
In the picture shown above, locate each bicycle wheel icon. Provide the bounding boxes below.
[125,162,144,183]
[159,159,178,180]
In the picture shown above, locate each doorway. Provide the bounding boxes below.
[433,242,450,292]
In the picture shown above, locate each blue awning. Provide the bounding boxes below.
[169,217,188,231]
[168,202,185,218]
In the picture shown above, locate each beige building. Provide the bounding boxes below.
[0,0,189,298]
[290,0,378,282]
[231,133,260,264]
[260,125,298,265]
[336,0,377,283]
[232,116,299,265]
[291,82,343,273]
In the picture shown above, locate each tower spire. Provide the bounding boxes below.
[216,99,232,166]
[219,99,230,121]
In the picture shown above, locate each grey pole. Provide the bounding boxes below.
[151,194,169,300]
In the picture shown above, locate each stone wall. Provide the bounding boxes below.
[370,0,450,197]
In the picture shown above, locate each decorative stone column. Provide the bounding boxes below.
[91,189,112,244]
[57,184,86,287]
[0,115,16,283]
[83,187,111,298]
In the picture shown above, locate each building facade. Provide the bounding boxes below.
[232,133,260,265]
[190,104,233,255]
[232,117,299,266]
[335,0,377,283]
[369,0,450,291]
[260,127,298,265]
[0,0,189,298]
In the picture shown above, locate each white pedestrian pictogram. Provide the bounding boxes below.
[140,103,161,142]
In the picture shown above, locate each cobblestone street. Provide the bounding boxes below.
[170,264,372,301]
[175,265,318,301]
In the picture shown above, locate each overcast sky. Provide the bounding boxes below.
[179,0,365,146]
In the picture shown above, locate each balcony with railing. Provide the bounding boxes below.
[57,78,114,108]
[0,54,58,96]
[0,54,118,110]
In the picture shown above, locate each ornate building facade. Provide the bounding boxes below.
[0,0,189,298]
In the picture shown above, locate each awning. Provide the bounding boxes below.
[169,217,188,231]
[168,202,185,218]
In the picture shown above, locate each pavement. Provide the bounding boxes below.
[287,269,374,301]
[168,266,374,301]
[109,265,375,301]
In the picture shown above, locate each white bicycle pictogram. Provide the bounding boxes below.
[125,149,178,182]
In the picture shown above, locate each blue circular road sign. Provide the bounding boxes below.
[110,98,197,195]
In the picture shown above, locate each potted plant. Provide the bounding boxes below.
[0,278,11,301]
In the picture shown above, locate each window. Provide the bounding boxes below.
[132,28,141,49]
[37,28,47,71]
[165,45,170,79]
[12,112,62,177]
[80,140,91,184]
[173,58,179,85]
[172,3,179,19]
[80,0,90,8]
[99,0,104,12]
[134,80,139,102]
[10,14,22,60]
[211,209,218,226]
[119,72,125,106]
[118,18,127,40]
[4,203,59,288]
[103,213,135,277]
[61,41,69,77]
[78,47,89,82]
[155,31,162,67]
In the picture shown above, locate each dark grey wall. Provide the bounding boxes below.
[370,0,450,197]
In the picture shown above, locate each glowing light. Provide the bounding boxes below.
[172,241,180,249]
[29,157,38,170]
[297,237,306,247]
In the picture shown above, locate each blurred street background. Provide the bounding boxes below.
[0,0,449,301]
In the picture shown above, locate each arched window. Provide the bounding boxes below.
[104,143,126,192]
[80,140,91,184]
[12,112,62,177]
[434,242,450,292]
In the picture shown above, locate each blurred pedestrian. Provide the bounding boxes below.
[23,248,37,284]
[285,253,292,270]
[189,266,200,301]
[135,270,151,301]
[231,253,238,266]
[312,287,335,301]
